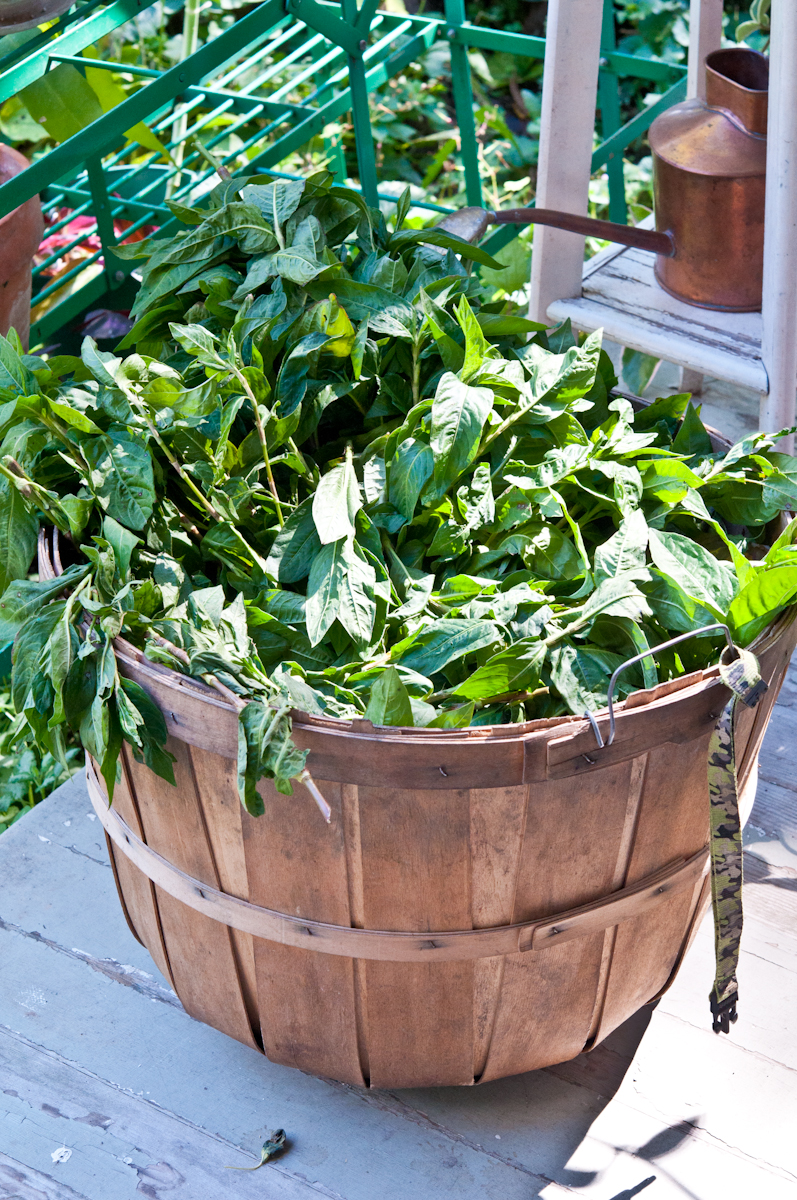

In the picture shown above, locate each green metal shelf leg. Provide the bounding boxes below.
[599,0,627,224]
[445,0,482,207]
[86,155,124,290]
[340,0,378,206]
[346,53,379,205]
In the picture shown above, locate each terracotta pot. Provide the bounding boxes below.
[0,0,73,33]
[0,144,44,349]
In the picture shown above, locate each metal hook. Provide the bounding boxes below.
[583,709,605,748]
[585,623,737,749]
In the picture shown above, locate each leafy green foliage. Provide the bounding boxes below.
[0,681,81,834]
[1,170,795,819]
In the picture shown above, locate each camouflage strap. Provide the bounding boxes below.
[707,646,768,1034]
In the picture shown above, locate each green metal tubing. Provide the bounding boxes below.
[354,0,380,33]
[284,0,362,56]
[48,56,160,78]
[48,184,169,223]
[591,75,687,172]
[32,270,111,345]
[599,0,627,225]
[245,21,439,187]
[0,0,286,217]
[445,0,482,208]
[134,19,440,242]
[0,0,106,72]
[450,24,545,58]
[304,17,406,104]
[607,51,686,82]
[341,0,379,207]
[0,0,149,104]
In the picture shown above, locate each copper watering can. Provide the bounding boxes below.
[439,47,768,313]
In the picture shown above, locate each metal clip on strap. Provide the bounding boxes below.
[709,988,739,1035]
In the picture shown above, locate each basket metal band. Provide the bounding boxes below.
[87,760,708,964]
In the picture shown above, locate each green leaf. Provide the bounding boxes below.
[241,179,305,227]
[306,279,414,337]
[593,509,648,584]
[83,429,155,531]
[364,666,413,726]
[0,565,89,644]
[427,701,475,727]
[21,63,102,143]
[640,457,704,505]
[672,401,713,456]
[728,565,797,646]
[389,227,504,269]
[336,538,376,646]
[305,538,347,644]
[621,348,660,396]
[523,525,581,581]
[455,296,491,383]
[265,497,321,582]
[102,516,140,583]
[429,372,493,496]
[634,392,691,430]
[388,438,434,522]
[548,644,625,714]
[393,618,499,675]
[0,478,38,595]
[169,323,223,369]
[276,332,329,416]
[645,569,725,632]
[647,528,736,612]
[202,522,268,575]
[0,333,38,395]
[11,599,66,712]
[573,573,652,628]
[312,459,361,544]
[452,639,545,700]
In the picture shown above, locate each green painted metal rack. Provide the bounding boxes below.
[0,0,687,346]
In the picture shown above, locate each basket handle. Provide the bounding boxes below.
[584,622,738,749]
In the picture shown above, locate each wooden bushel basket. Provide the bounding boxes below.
[73,610,794,1089]
[36,411,797,1088]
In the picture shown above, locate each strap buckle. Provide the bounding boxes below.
[739,678,768,708]
[709,989,739,1034]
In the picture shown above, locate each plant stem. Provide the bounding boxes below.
[0,459,70,532]
[270,182,286,250]
[129,396,222,522]
[410,316,422,410]
[229,365,284,527]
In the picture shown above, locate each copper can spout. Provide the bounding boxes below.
[437,205,675,257]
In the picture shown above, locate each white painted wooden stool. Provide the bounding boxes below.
[529,0,797,445]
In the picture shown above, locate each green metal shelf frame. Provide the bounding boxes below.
[0,0,687,345]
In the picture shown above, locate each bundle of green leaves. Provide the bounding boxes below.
[2,169,797,816]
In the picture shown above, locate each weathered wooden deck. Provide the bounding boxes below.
[1,648,795,1200]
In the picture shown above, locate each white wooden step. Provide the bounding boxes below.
[548,241,769,395]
